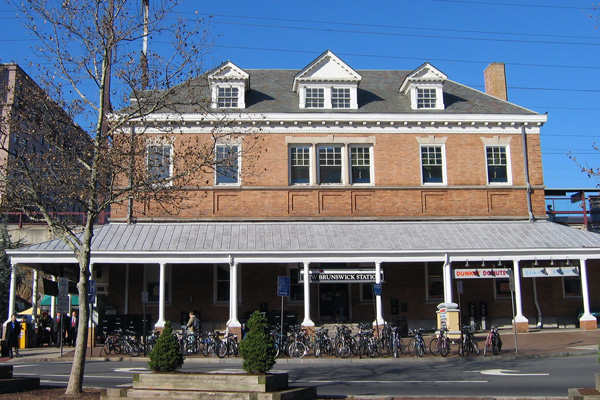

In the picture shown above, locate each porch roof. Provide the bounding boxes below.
[7,221,600,268]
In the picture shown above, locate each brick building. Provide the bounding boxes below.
[7,51,600,335]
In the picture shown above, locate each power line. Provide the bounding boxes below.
[432,0,594,10]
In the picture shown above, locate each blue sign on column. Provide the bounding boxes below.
[277,276,290,297]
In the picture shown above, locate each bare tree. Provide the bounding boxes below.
[1,0,261,394]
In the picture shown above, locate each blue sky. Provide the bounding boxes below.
[0,0,598,190]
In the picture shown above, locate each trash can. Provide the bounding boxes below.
[436,302,460,339]
[19,322,28,349]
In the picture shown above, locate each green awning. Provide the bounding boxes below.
[40,294,79,306]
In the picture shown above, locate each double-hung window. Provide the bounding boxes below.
[486,146,508,184]
[318,146,342,184]
[305,88,324,108]
[215,144,240,185]
[332,87,351,109]
[421,146,444,184]
[217,87,239,108]
[147,144,172,184]
[417,88,437,109]
[350,146,371,184]
[290,146,311,184]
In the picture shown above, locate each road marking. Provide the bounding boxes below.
[293,379,488,384]
[469,369,549,376]
[113,367,151,374]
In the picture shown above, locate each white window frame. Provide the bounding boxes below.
[289,145,312,185]
[298,84,358,110]
[146,143,173,186]
[332,87,351,109]
[211,83,245,109]
[420,145,447,185]
[215,143,241,186]
[349,145,373,185]
[409,84,444,110]
[485,145,512,185]
[304,87,325,109]
[317,145,344,185]
[143,264,172,304]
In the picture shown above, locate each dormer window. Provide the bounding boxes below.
[417,88,437,109]
[207,61,249,110]
[217,87,239,108]
[293,50,362,110]
[399,62,447,111]
[305,87,325,108]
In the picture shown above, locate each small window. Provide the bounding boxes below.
[426,263,444,302]
[147,144,172,183]
[486,146,508,183]
[217,87,239,108]
[494,278,512,299]
[421,146,444,184]
[305,88,324,108]
[216,264,229,303]
[289,267,304,302]
[215,144,240,185]
[417,88,437,109]
[350,146,371,184]
[332,87,351,109]
[360,283,374,302]
[144,264,171,304]
[290,146,311,184]
[318,146,342,184]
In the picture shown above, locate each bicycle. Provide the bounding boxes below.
[408,328,427,357]
[312,327,334,358]
[429,327,450,357]
[483,325,502,356]
[200,331,218,357]
[459,324,480,356]
[286,325,308,359]
[217,331,239,358]
[332,324,353,358]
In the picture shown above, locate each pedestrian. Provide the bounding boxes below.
[69,311,78,346]
[52,312,65,347]
[5,314,22,358]
[186,311,201,333]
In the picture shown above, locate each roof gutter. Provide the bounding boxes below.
[521,124,535,222]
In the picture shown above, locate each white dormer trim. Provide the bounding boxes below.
[399,62,447,111]
[207,61,250,109]
[293,50,362,110]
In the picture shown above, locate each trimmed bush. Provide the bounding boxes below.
[148,321,183,372]
[239,310,276,374]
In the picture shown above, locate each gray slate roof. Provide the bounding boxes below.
[146,70,538,116]
[12,221,600,255]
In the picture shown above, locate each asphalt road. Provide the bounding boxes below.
[10,355,600,398]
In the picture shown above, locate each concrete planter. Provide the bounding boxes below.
[101,371,316,400]
[568,373,600,400]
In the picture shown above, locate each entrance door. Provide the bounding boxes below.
[318,284,349,323]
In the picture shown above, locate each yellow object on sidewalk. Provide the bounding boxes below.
[19,322,28,349]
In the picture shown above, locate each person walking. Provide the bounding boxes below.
[6,314,22,358]
[68,311,78,346]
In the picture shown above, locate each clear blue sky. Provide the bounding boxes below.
[0,0,598,190]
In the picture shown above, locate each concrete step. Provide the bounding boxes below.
[133,372,289,392]
[100,387,316,400]
[0,377,41,394]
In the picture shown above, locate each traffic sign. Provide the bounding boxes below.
[88,280,97,295]
[58,277,69,297]
[57,295,70,314]
[373,283,382,296]
[277,276,290,297]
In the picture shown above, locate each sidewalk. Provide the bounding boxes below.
[2,327,598,363]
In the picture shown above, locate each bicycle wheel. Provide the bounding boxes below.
[129,342,141,357]
[417,341,424,357]
[471,338,480,355]
[440,338,449,357]
[288,341,306,359]
[408,338,417,357]
[492,336,500,355]
[484,335,492,356]
[392,338,399,358]
[336,342,351,358]
[216,341,227,358]
[429,338,440,356]
[314,341,321,358]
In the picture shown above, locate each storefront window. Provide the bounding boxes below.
[564,276,582,298]
[289,267,304,302]
[216,264,229,303]
[494,278,512,299]
[426,263,444,302]
[144,264,171,303]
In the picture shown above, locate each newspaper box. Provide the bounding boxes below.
[436,303,460,339]
[19,322,28,349]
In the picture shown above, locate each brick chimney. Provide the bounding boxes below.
[484,63,508,101]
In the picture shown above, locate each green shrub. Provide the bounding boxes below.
[239,310,276,374]
[148,321,183,372]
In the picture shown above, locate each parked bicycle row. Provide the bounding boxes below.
[98,322,503,359]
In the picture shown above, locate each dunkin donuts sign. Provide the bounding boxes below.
[454,268,511,279]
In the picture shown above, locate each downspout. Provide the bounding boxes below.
[521,124,535,222]
[532,277,543,329]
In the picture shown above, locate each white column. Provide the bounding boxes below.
[228,261,241,328]
[7,261,17,321]
[155,262,166,328]
[512,260,528,324]
[443,257,453,304]
[373,261,385,326]
[31,269,39,319]
[301,262,314,327]
[579,259,596,323]
[50,275,56,318]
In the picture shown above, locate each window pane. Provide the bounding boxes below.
[290,268,304,302]
[319,146,342,184]
[217,87,239,108]
[421,146,443,183]
[417,88,436,109]
[350,147,371,184]
[290,146,310,184]
[427,263,444,301]
[564,277,581,297]
[147,144,171,182]
[332,87,350,108]
[305,88,324,108]
[216,265,229,302]
[486,146,508,183]
[216,145,239,184]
